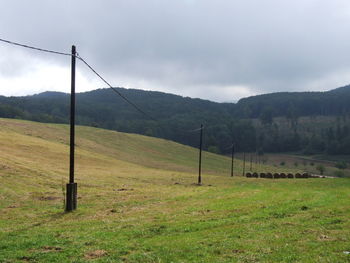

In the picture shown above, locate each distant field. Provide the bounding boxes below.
[234,152,350,178]
[0,118,349,262]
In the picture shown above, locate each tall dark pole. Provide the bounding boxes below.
[242,152,246,176]
[250,153,253,171]
[198,124,203,185]
[66,45,77,212]
[231,144,234,177]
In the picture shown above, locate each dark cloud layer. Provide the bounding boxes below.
[1,0,350,101]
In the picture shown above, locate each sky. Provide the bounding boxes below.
[1,0,350,102]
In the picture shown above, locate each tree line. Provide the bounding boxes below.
[1,85,350,155]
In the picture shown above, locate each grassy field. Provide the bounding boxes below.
[239,152,350,178]
[0,118,350,262]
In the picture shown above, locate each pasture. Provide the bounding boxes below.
[0,119,349,262]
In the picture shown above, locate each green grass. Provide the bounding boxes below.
[0,118,349,262]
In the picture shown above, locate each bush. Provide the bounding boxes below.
[208,146,220,154]
[334,161,347,169]
[316,164,325,175]
[333,170,345,178]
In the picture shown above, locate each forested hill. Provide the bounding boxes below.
[0,88,238,152]
[1,85,350,154]
[234,85,350,119]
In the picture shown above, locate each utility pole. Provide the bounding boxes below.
[242,152,246,176]
[198,124,203,185]
[66,45,77,212]
[250,153,253,171]
[231,143,234,177]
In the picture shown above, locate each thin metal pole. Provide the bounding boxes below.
[231,144,234,177]
[198,124,203,185]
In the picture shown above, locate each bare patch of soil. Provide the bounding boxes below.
[84,250,108,260]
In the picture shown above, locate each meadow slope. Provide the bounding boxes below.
[0,118,349,262]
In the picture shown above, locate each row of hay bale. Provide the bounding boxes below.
[246,172,324,179]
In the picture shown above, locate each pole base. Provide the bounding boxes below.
[66,183,77,212]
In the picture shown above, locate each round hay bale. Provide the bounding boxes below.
[246,172,252,178]
[266,172,273,179]
[273,173,280,179]
[252,172,259,178]
[287,173,294,178]
[260,173,266,178]
[302,173,309,178]
[295,173,302,178]
[280,173,286,178]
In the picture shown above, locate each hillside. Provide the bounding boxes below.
[234,84,350,118]
[2,85,350,155]
[1,118,350,262]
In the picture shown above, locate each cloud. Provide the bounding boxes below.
[1,0,350,101]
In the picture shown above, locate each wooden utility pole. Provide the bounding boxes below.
[231,144,234,177]
[242,152,246,176]
[250,153,253,171]
[66,45,77,212]
[198,124,203,185]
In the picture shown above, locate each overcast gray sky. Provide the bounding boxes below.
[1,0,350,102]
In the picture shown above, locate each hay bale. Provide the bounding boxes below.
[260,173,266,178]
[266,172,273,179]
[302,173,309,178]
[246,172,252,178]
[273,173,281,179]
[287,173,294,178]
[295,173,302,178]
[252,172,259,178]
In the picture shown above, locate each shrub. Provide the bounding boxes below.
[208,146,219,154]
[333,170,345,178]
[334,161,347,169]
[316,164,325,175]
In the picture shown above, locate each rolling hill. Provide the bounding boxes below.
[0,118,350,262]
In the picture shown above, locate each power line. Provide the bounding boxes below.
[0,37,156,121]
[223,143,234,150]
[0,37,72,57]
[76,53,157,121]
[186,126,205,133]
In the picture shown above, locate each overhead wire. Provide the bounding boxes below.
[0,37,237,176]
[75,53,157,121]
[223,143,234,150]
[0,37,72,57]
[0,37,217,135]
[0,37,156,121]
[186,126,205,133]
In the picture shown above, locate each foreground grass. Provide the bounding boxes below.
[0,119,349,262]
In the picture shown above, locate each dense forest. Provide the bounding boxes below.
[1,85,350,155]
